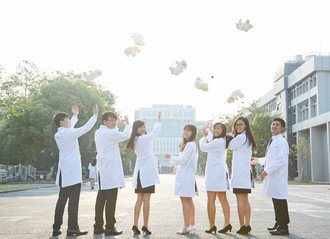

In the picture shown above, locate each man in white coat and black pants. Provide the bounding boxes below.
[93,112,131,236]
[252,118,290,235]
[52,104,98,237]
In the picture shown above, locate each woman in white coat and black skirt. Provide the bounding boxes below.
[199,123,232,234]
[228,117,256,234]
[163,124,198,235]
[126,112,161,236]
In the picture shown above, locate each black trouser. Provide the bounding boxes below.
[272,198,290,229]
[94,187,118,230]
[53,173,81,230]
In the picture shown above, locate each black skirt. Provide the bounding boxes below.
[135,171,155,193]
[233,188,251,194]
[233,171,253,194]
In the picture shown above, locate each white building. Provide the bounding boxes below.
[134,104,196,173]
[257,54,330,182]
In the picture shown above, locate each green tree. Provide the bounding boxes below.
[0,61,45,119]
[244,102,276,158]
[293,137,310,180]
[0,67,116,171]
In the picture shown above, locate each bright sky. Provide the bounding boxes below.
[1,0,330,121]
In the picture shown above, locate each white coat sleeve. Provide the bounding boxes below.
[199,137,225,153]
[70,115,78,128]
[112,124,132,143]
[141,122,161,141]
[68,115,97,139]
[170,143,194,166]
[228,134,246,150]
[264,141,288,176]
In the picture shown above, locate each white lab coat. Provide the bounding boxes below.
[170,141,198,197]
[55,114,97,188]
[228,131,253,189]
[262,134,289,199]
[88,163,97,179]
[199,130,229,192]
[95,124,132,190]
[132,122,161,188]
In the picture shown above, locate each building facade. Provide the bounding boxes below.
[257,54,330,182]
[134,104,196,173]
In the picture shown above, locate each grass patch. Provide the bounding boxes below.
[289,180,313,184]
[0,184,43,193]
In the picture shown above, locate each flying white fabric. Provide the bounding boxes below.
[124,45,141,57]
[169,60,187,75]
[83,69,102,81]
[194,77,209,91]
[236,19,253,32]
[131,33,145,46]
[227,89,244,103]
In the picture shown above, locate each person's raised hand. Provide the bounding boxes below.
[72,105,79,116]
[93,104,99,116]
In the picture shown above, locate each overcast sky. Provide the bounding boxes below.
[1,0,330,121]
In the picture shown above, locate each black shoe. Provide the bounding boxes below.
[132,225,141,235]
[52,230,62,236]
[218,224,232,233]
[267,222,279,231]
[142,226,152,235]
[236,225,251,234]
[270,228,289,235]
[205,225,217,234]
[67,227,88,236]
[105,228,123,236]
[93,225,105,234]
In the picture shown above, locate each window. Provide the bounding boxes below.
[310,95,317,118]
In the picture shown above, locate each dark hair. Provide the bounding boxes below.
[233,117,256,148]
[180,124,197,151]
[53,112,69,127]
[273,117,286,128]
[213,122,232,148]
[91,158,97,166]
[126,120,145,150]
[101,111,117,123]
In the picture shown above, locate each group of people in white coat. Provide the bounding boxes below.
[51,104,290,237]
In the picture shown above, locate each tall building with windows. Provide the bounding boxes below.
[257,54,330,182]
[134,104,196,173]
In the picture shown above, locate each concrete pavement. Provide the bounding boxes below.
[0,175,330,239]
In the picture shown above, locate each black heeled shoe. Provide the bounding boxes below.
[205,225,217,234]
[218,224,232,233]
[142,226,152,235]
[236,225,251,234]
[132,225,140,235]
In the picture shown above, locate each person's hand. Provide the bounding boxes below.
[163,153,171,160]
[72,105,79,116]
[202,123,209,137]
[158,112,162,122]
[250,157,258,165]
[93,104,99,116]
[143,118,147,125]
[260,170,267,180]
[124,115,129,124]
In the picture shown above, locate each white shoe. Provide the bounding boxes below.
[176,227,190,235]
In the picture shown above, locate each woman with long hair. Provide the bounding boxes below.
[199,122,232,234]
[228,117,256,234]
[126,112,161,236]
[163,124,198,235]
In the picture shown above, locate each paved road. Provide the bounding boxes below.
[0,175,330,239]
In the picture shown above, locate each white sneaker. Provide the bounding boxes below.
[176,227,190,235]
[187,225,194,234]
